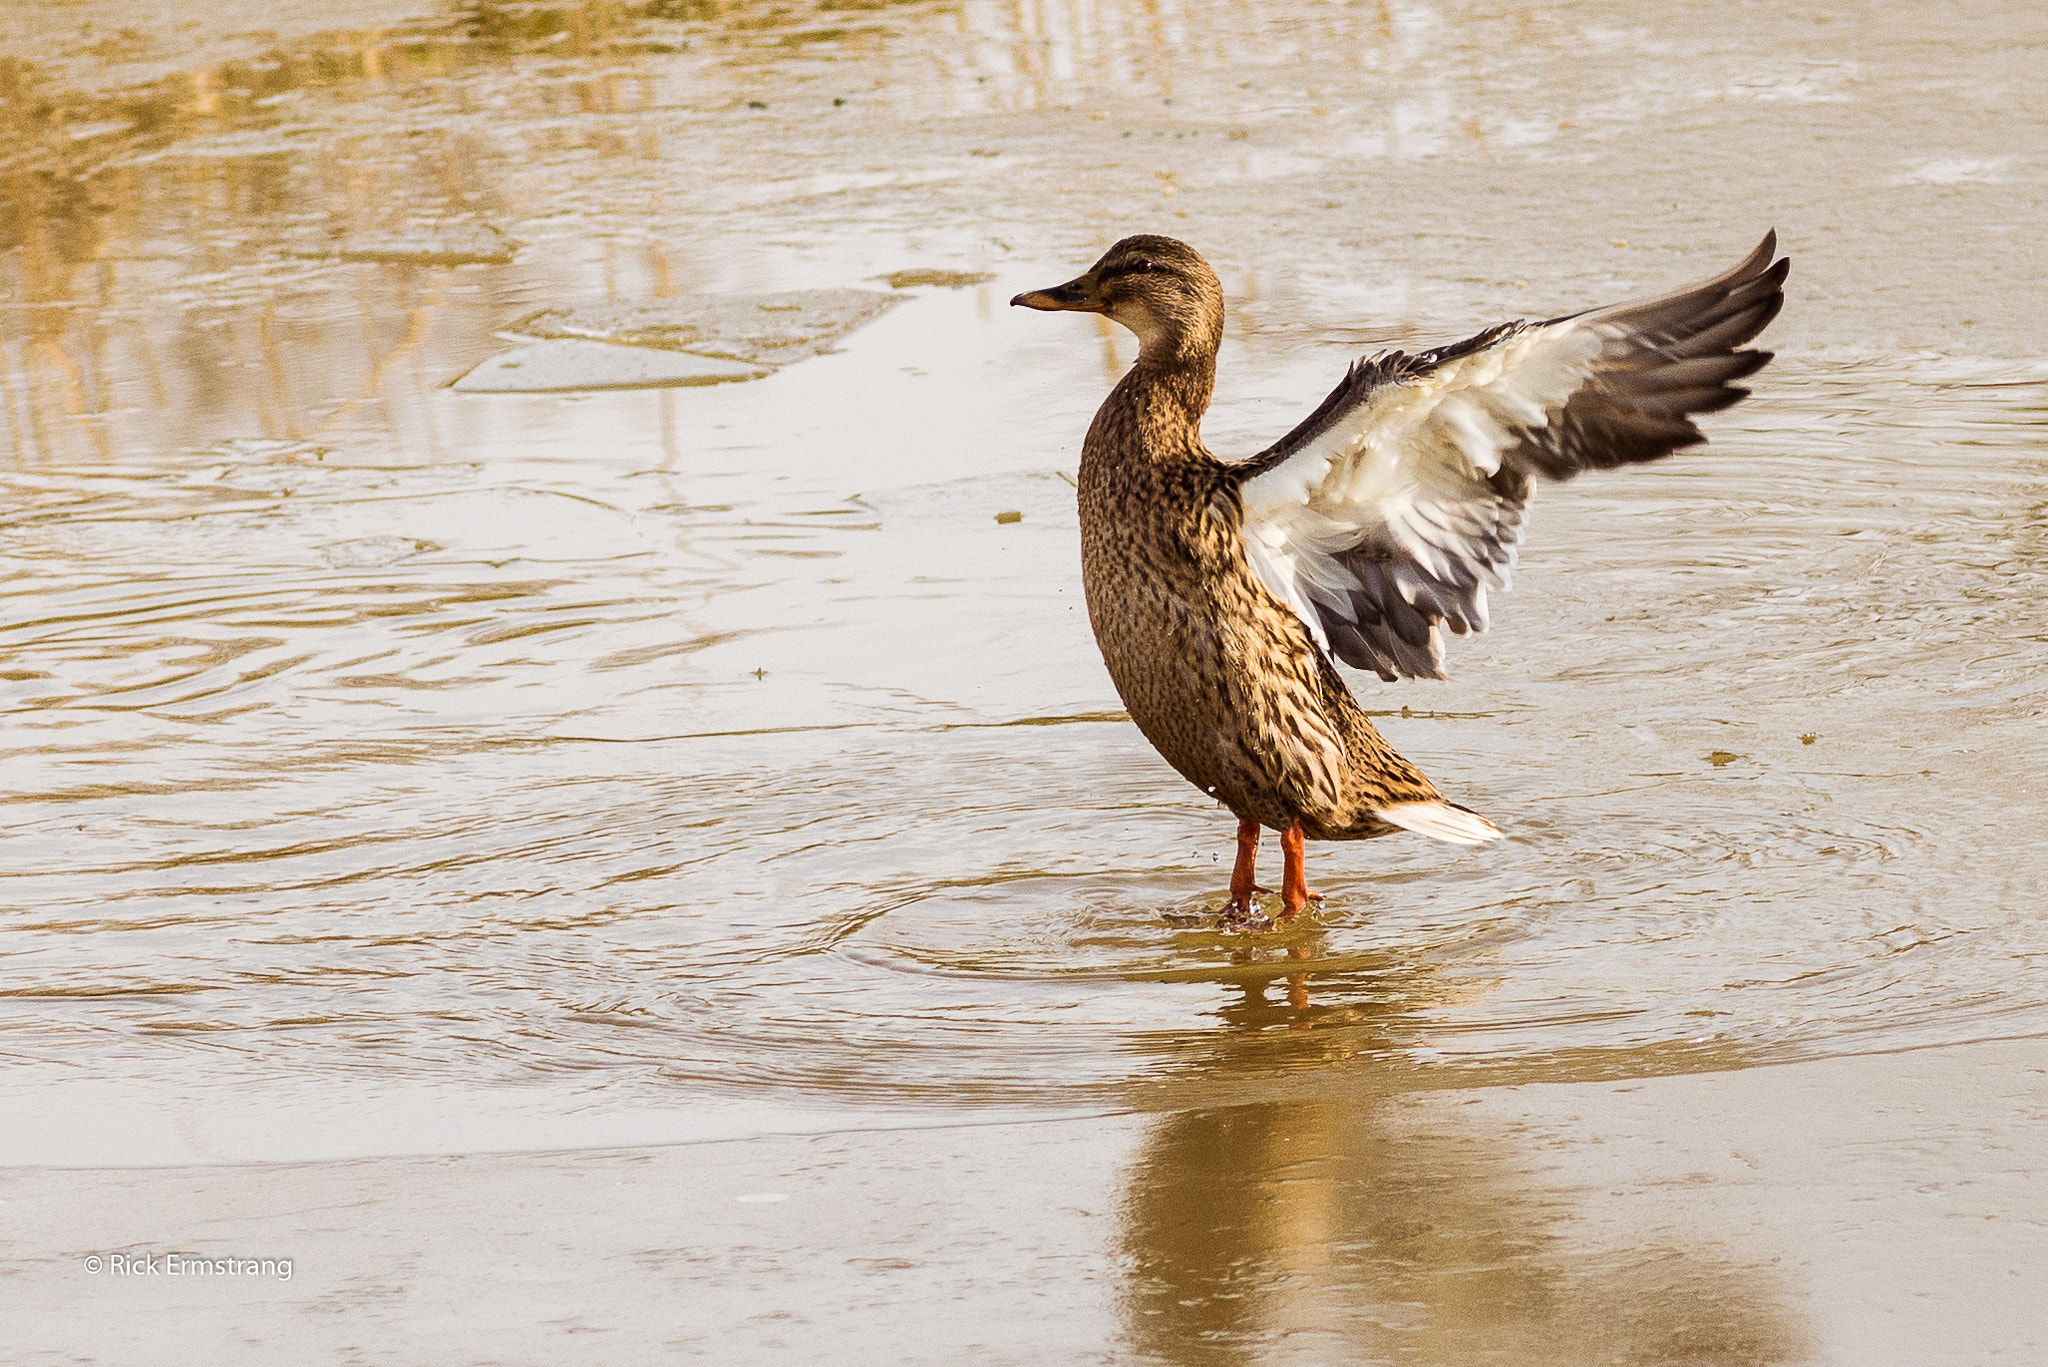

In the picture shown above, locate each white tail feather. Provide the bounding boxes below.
[1375,801,1503,846]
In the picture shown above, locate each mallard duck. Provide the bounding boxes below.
[1013,232,1788,931]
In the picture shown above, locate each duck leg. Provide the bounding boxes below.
[1223,817,1272,918]
[1278,822,1326,920]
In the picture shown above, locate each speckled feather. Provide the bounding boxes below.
[1070,243,1440,841]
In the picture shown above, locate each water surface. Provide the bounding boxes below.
[3,0,2045,1164]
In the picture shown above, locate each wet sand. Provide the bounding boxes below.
[4,0,2046,1360]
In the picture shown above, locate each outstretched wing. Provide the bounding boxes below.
[1230,232,1788,682]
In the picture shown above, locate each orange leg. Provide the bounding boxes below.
[1278,822,1325,920]
[1223,817,1270,917]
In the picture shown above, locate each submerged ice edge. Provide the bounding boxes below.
[0,1072,1129,1169]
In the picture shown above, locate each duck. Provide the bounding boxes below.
[1012,232,1788,931]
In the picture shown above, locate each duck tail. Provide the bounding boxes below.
[1374,801,1503,846]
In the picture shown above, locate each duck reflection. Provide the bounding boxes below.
[1117,1077,1808,1365]
[1214,940,1320,1024]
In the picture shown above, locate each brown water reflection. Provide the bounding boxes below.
[1120,1093,1809,1367]
[1116,944,1807,1359]
[8,0,2043,460]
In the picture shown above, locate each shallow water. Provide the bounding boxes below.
[3,0,2045,1164]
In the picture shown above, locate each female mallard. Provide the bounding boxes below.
[1013,232,1787,931]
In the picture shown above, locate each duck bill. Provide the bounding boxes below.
[1010,273,1103,312]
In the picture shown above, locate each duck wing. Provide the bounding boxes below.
[1229,232,1788,682]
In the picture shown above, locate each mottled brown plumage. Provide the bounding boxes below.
[1066,264,1439,843]
[1013,232,1786,927]
[1014,237,1448,925]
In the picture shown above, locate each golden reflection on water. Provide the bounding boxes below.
[0,0,1597,467]
[1118,1092,1810,1366]
[1116,946,1805,1362]
[3,3,677,465]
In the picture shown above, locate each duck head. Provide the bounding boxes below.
[1011,235,1223,366]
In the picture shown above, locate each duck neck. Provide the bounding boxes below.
[1100,344,1216,447]
[1137,340,1216,411]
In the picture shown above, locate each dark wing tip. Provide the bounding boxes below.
[1508,232,1789,481]
[1744,229,1780,275]
[1723,230,1788,290]
[1730,348,1773,380]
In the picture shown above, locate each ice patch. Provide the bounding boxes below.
[454,288,904,391]
[511,288,901,367]
[450,339,770,392]
[293,222,520,266]
[1893,158,2010,185]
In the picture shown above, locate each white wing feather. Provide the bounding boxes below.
[1231,233,1786,682]
[1241,322,1602,663]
